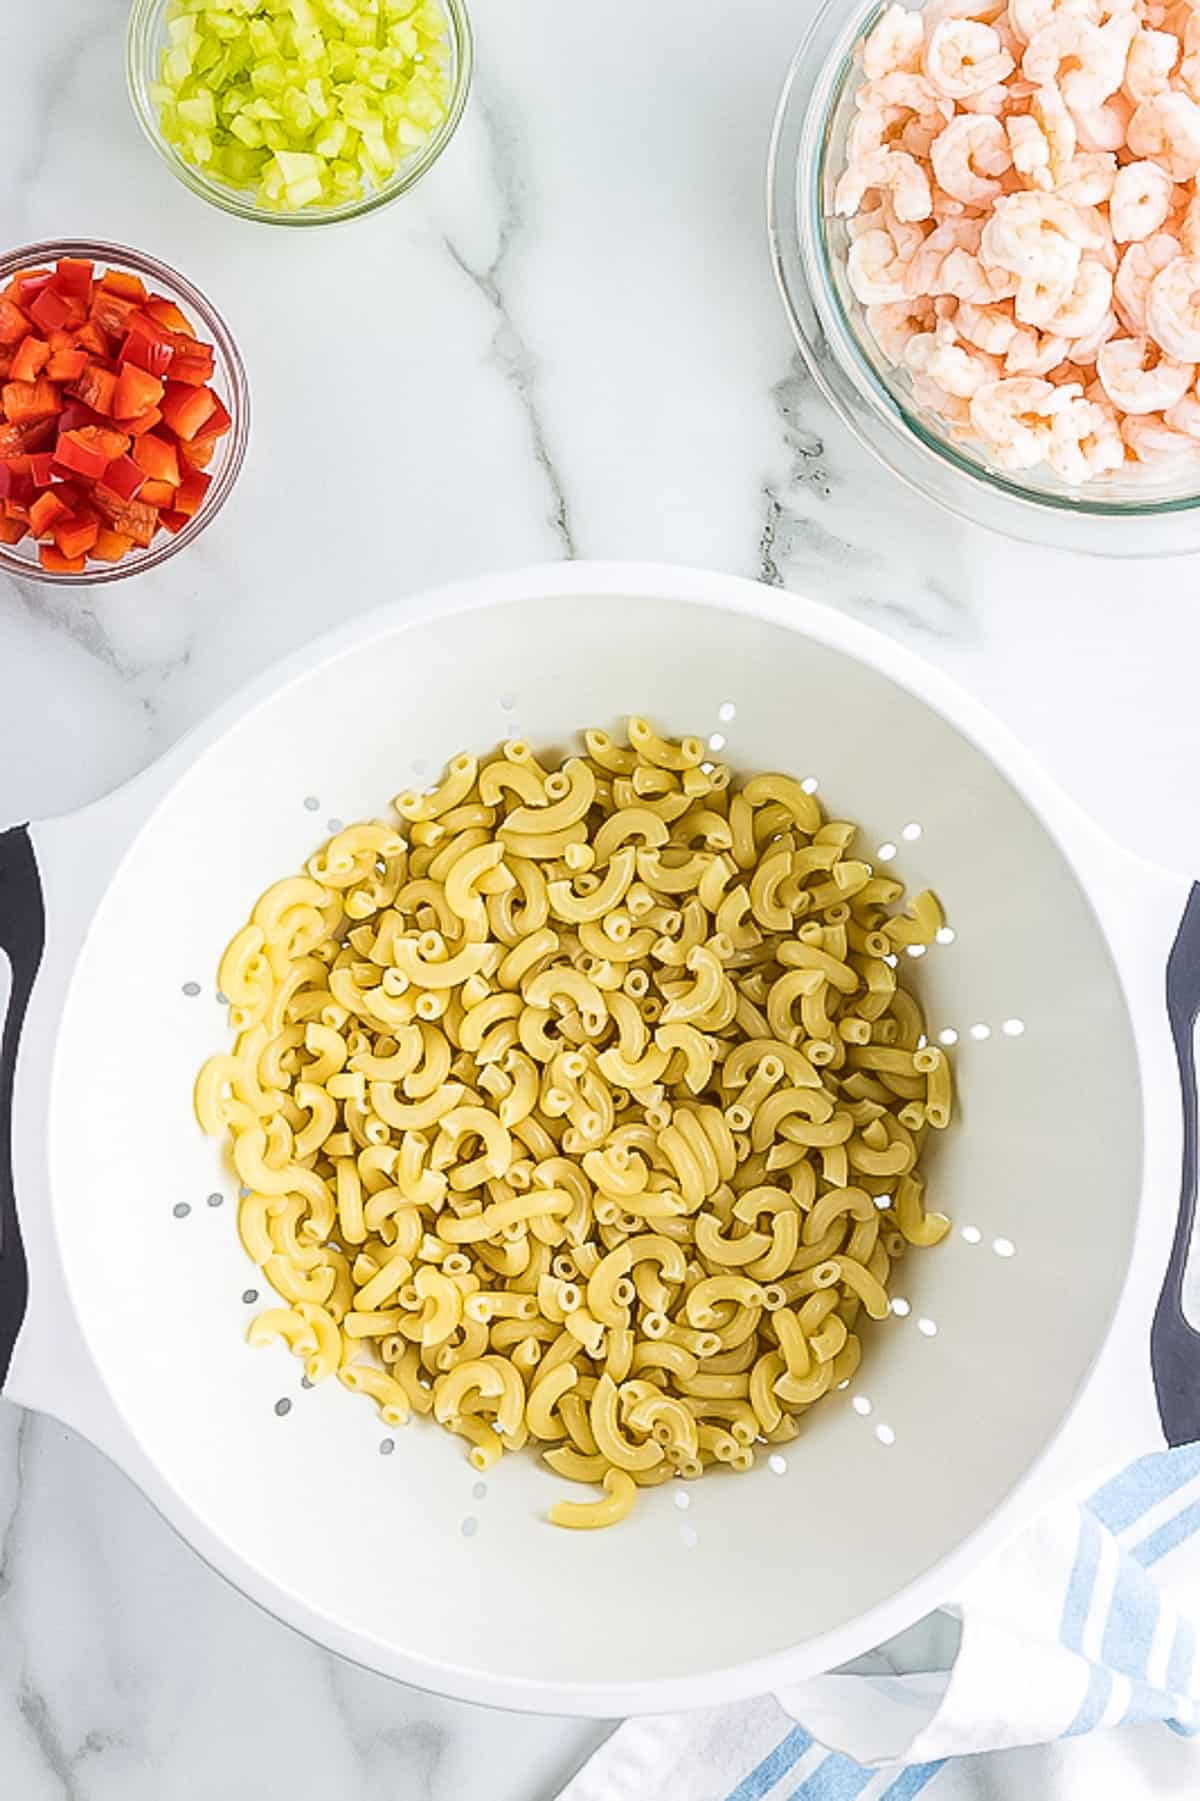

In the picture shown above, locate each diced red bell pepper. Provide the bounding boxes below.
[159,509,191,535]
[178,436,215,471]
[54,512,99,559]
[68,363,117,417]
[132,432,180,486]
[120,328,174,379]
[46,347,87,382]
[137,478,176,508]
[145,294,194,336]
[38,545,85,573]
[0,462,33,505]
[3,378,60,424]
[192,392,232,445]
[125,406,163,438]
[0,417,55,457]
[102,454,145,503]
[91,526,134,562]
[98,269,147,304]
[160,382,216,441]
[74,319,110,360]
[0,514,27,545]
[10,338,50,383]
[29,452,54,487]
[9,270,52,310]
[173,468,211,517]
[55,428,111,481]
[0,299,30,344]
[4,499,29,521]
[168,349,215,387]
[53,258,94,303]
[90,290,139,341]
[29,489,69,537]
[28,285,73,335]
[90,484,159,547]
[0,352,12,382]
[112,363,164,420]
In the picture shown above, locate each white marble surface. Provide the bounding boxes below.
[5,0,1200,1795]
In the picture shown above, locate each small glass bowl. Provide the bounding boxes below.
[767,0,1200,556]
[0,239,249,587]
[126,0,472,228]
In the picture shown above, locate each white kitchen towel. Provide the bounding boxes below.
[556,1446,1200,1801]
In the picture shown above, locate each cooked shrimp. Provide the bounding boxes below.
[1021,15,1135,111]
[1044,255,1115,332]
[924,19,1016,97]
[1109,159,1175,241]
[1113,231,1182,330]
[1164,386,1200,436]
[1004,324,1072,371]
[1071,92,1133,151]
[862,71,952,116]
[882,194,931,260]
[1121,411,1200,457]
[1008,0,1101,46]
[1007,111,1054,184]
[1068,306,1120,360]
[1177,11,1200,101]
[1056,150,1119,205]
[1096,332,1195,409]
[930,113,1013,201]
[1127,92,1200,180]
[1025,81,1081,183]
[863,3,926,80]
[955,296,1023,351]
[837,147,935,221]
[909,371,974,423]
[1145,253,1200,357]
[1046,393,1126,478]
[960,80,1015,113]
[1122,26,1179,102]
[906,330,1001,394]
[848,228,913,304]
[865,296,936,361]
[968,375,1077,466]
[980,190,1088,283]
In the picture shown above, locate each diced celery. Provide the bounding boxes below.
[178,91,218,129]
[230,112,265,146]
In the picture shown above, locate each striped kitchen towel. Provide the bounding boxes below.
[556,1446,1200,1801]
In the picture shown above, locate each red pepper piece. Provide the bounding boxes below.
[172,467,211,517]
[132,432,180,486]
[192,392,232,445]
[10,338,50,383]
[0,299,30,344]
[137,478,177,508]
[97,268,145,304]
[144,294,195,336]
[9,270,52,309]
[0,462,33,505]
[178,436,215,471]
[38,544,85,573]
[68,363,118,417]
[91,526,134,562]
[120,328,174,379]
[54,512,100,559]
[159,509,191,535]
[90,290,140,342]
[160,382,217,441]
[0,514,27,545]
[29,286,73,334]
[46,347,87,382]
[112,363,165,420]
[90,484,159,548]
[125,406,163,438]
[167,349,215,387]
[74,319,111,360]
[102,454,146,503]
[28,452,54,487]
[55,429,110,481]
[2,378,60,424]
[29,489,69,537]
[53,258,94,303]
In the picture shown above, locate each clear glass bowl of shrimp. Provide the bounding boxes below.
[768,0,1200,555]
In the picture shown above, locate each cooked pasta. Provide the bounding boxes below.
[196,719,953,1528]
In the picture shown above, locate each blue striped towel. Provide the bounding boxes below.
[557,1447,1200,1801]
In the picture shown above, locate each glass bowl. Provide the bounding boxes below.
[0,239,249,587]
[126,0,472,228]
[767,0,1200,556]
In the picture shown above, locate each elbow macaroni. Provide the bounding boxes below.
[197,719,953,1530]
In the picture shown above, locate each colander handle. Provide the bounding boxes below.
[0,824,42,1393]
[1153,881,1200,1445]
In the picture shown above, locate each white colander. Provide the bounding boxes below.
[1,562,1196,1718]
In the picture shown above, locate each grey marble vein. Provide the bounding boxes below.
[443,102,576,562]
[0,1411,30,1605]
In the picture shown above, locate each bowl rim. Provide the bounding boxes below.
[0,237,250,587]
[765,0,1200,550]
[125,0,473,229]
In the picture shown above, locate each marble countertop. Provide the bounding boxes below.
[4,0,1200,1794]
